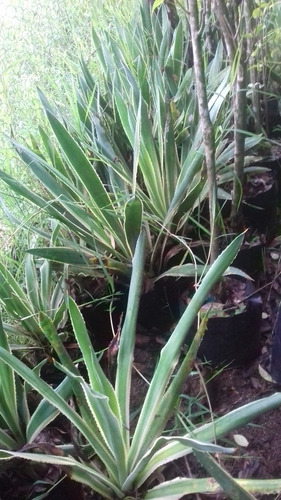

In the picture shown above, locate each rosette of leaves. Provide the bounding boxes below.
[0,251,68,346]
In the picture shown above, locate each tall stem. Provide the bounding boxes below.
[187,0,219,263]
[231,35,247,231]
[244,0,262,134]
[214,0,248,232]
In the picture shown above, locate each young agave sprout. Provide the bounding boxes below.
[0,252,68,346]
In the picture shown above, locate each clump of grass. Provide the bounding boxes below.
[0,0,137,142]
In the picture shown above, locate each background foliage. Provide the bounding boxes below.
[0,0,137,258]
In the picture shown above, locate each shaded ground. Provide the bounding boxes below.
[182,364,281,484]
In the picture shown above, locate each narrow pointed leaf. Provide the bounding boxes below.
[0,347,118,477]
[25,255,41,311]
[43,108,123,237]
[116,231,146,445]
[68,297,122,421]
[0,450,121,499]
[124,196,143,254]
[27,376,74,443]
[27,248,91,266]
[193,450,256,500]
[129,233,244,468]
[144,477,281,499]
[139,393,281,483]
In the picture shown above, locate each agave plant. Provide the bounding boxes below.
[0,222,72,351]
[0,233,281,499]
[0,250,68,347]
[0,2,262,280]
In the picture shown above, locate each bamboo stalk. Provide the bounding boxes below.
[187,0,219,263]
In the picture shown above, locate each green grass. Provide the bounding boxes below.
[0,0,137,261]
[0,0,137,141]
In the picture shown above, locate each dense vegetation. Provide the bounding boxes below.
[0,0,281,498]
